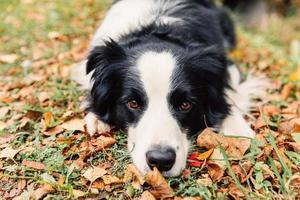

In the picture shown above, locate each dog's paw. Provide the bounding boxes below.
[84,112,111,136]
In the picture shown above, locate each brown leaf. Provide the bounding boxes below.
[91,135,116,150]
[91,180,105,190]
[37,91,51,103]
[0,107,10,118]
[197,148,214,160]
[73,189,85,198]
[22,160,45,170]
[146,167,173,199]
[0,134,15,145]
[124,164,145,189]
[25,110,42,120]
[281,83,294,100]
[207,162,224,182]
[60,117,85,132]
[140,191,156,200]
[32,184,54,200]
[0,147,21,159]
[44,126,64,136]
[197,128,250,159]
[83,166,107,183]
[102,175,122,185]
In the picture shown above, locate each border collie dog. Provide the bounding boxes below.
[73,0,267,177]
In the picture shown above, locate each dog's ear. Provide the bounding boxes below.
[86,39,126,74]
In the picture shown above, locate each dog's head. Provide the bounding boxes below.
[86,40,229,176]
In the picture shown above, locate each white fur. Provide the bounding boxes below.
[221,65,269,137]
[128,51,189,176]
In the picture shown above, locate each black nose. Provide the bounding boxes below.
[146,146,176,172]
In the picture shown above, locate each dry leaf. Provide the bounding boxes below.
[0,54,18,63]
[44,126,64,136]
[22,160,45,170]
[0,121,7,130]
[0,134,15,145]
[83,166,107,183]
[102,175,122,185]
[32,184,54,200]
[0,107,10,118]
[37,92,51,103]
[140,191,156,200]
[73,190,85,198]
[281,83,294,100]
[197,128,250,159]
[60,118,85,132]
[124,164,145,189]
[207,162,224,182]
[43,111,52,127]
[0,147,21,159]
[91,135,116,150]
[146,167,173,199]
[197,148,214,160]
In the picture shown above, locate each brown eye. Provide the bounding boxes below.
[127,100,140,109]
[179,102,192,111]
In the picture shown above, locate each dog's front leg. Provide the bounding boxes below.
[85,112,111,136]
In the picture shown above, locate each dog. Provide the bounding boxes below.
[72,0,267,177]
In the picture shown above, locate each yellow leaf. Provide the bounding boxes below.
[196,148,214,160]
[289,67,300,82]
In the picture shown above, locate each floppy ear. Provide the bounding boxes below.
[86,39,126,74]
[86,40,126,123]
[187,46,230,125]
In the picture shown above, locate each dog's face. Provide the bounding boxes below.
[86,40,229,176]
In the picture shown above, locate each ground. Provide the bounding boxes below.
[0,0,299,199]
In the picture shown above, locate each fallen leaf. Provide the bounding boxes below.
[37,92,51,103]
[32,184,54,200]
[197,174,213,187]
[124,164,145,189]
[73,190,85,198]
[281,83,294,100]
[44,126,64,136]
[0,147,21,159]
[207,162,224,182]
[0,107,9,118]
[0,121,7,130]
[102,175,122,185]
[197,148,214,160]
[25,110,42,120]
[22,160,45,170]
[60,117,85,132]
[140,191,156,200]
[197,128,250,159]
[43,111,52,127]
[0,54,18,63]
[83,166,107,183]
[91,135,116,150]
[146,167,173,199]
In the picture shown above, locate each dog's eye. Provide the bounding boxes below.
[179,101,192,112]
[127,99,140,110]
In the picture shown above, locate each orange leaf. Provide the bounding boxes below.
[197,148,214,160]
[146,167,174,199]
[44,126,64,136]
[22,160,45,170]
[43,111,52,127]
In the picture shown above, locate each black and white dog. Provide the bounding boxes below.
[72,0,267,177]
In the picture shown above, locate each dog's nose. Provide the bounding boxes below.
[146,147,176,171]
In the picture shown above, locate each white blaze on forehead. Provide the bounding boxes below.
[128,51,189,176]
[137,51,176,97]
